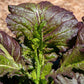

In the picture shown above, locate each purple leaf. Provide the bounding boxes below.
[0,31,21,62]
[6,1,79,52]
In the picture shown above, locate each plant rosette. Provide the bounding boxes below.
[0,1,84,84]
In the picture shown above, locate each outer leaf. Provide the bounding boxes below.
[0,44,22,77]
[6,1,79,52]
[76,23,84,52]
[0,31,22,77]
[55,73,84,84]
[53,22,84,79]
[0,31,21,62]
[61,23,84,67]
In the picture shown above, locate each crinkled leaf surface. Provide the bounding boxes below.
[54,23,84,79]
[0,31,22,76]
[6,1,79,52]
[0,31,21,62]
[61,23,84,68]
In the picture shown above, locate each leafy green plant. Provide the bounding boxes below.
[0,1,84,84]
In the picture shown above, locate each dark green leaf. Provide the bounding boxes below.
[55,23,84,78]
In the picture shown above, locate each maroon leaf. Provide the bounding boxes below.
[0,31,21,62]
